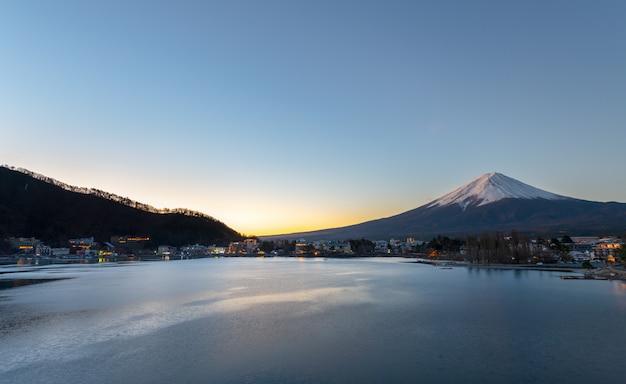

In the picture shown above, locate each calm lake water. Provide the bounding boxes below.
[1,257,625,383]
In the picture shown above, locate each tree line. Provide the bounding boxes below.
[426,231,599,264]
[256,231,626,265]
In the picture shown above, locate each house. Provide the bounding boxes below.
[593,238,623,260]
[228,239,258,255]
[69,237,97,250]
[8,237,42,253]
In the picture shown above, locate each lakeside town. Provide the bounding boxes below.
[2,233,624,270]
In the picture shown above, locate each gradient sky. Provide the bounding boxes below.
[2,0,625,236]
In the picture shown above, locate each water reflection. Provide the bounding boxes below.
[0,278,71,290]
[1,258,625,384]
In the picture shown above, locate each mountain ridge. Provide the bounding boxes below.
[0,166,243,248]
[263,173,626,241]
[2,165,215,219]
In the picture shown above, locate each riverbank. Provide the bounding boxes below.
[417,258,583,272]
[415,258,626,281]
[577,265,626,281]
[466,262,626,281]
[464,263,580,272]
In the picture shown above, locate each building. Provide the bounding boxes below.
[157,245,177,256]
[51,248,71,257]
[111,235,151,251]
[593,238,623,260]
[210,246,226,255]
[313,240,352,254]
[8,237,42,252]
[34,244,51,256]
[228,239,258,255]
[69,237,97,250]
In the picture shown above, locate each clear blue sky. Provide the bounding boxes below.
[2,0,625,236]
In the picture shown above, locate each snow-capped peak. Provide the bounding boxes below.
[427,172,569,210]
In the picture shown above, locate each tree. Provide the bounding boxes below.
[510,230,520,263]
[259,241,275,253]
[617,244,626,264]
[428,236,444,252]
[347,239,374,255]
[480,232,496,263]
[465,235,480,263]
[284,241,296,253]
[549,237,569,257]
[516,233,533,264]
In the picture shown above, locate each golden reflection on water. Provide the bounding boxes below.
[62,285,374,346]
[212,286,369,312]
[228,286,247,291]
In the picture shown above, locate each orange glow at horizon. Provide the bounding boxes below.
[228,212,385,237]
[231,219,345,237]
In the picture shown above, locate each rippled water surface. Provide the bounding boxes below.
[1,258,625,383]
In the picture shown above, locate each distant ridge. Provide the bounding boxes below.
[263,172,626,241]
[0,165,242,248]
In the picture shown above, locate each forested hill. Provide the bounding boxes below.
[0,166,243,248]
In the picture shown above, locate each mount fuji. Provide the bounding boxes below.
[264,172,626,240]
[426,172,569,210]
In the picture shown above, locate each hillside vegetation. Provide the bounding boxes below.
[0,166,242,248]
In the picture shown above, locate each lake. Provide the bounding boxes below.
[1,257,625,383]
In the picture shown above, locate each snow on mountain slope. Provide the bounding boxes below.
[427,172,570,211]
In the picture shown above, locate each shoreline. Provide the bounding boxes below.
[575,265,626,281]
[450,261,626,281]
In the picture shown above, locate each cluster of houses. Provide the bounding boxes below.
[3,235,153,264]
[2,234,623,265]
[565,236,623,262]
[454,236,623,263]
